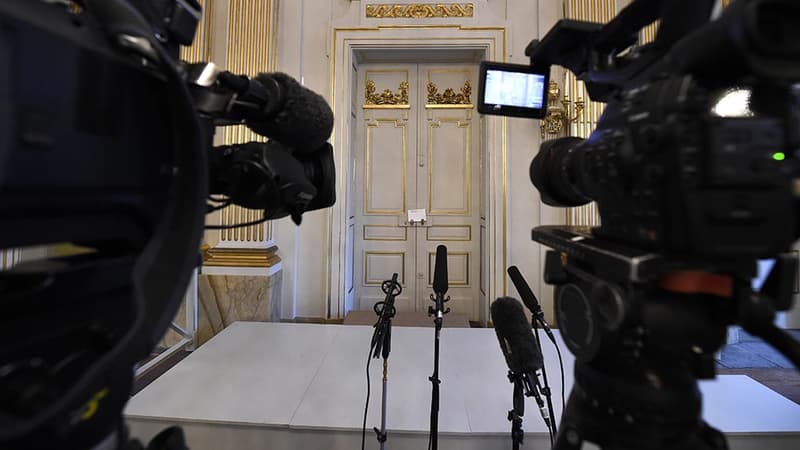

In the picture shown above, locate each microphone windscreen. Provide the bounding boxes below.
[507,265,541,315]
[247,73,334,151]
[491,297,543,373]
[433,245,448,294]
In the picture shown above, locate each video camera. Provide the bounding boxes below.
[0,1,335,449]
[478,0,800,449]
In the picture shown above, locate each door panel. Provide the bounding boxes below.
[416,64,480,319]
[354,63,481,320]
[354,66,418,312]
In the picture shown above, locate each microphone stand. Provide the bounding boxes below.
[507,371,526,450]
[531,315,558,440]
[507,371,552,450]
[371,274,401,450]
[427,289,449,450]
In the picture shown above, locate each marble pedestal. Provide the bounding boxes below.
[195,269,282,345]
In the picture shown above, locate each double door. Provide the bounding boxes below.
[352,63,481,319]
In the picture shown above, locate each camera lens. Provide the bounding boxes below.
[530,136,592,207]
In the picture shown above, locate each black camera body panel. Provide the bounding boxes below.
[0,1,177,249]
[574,76,796,257]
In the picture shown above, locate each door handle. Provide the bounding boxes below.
[399,219,431,227]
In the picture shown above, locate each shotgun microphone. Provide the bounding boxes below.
[491,297,544,374]
[507,265,556,343]
[214,71,334,150]
[433,245,448,295]
[491,297,553,432]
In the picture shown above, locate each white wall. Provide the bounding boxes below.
[269,0,565,321]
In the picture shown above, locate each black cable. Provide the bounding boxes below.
[535,316,566,422]
[532,329,555,446]
[205,201,232,213]
[205,215,268,230]
[361,341,376,450]
[554,342,566,414]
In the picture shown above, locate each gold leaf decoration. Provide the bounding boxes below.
[427,80,472,105]
[366,3,474,19]
[365,79,409,105]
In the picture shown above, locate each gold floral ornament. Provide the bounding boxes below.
[365,79,409,106]
[427,80,472,105]
[366,3,474,19]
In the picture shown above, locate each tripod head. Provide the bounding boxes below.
[535,226,800,449]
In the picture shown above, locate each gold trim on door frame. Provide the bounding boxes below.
[363,224,409,241]
[365,118,408,215]
[364,251,406,286]
[427,251,470,286]
[426,225,472,241]
[426,104,474,109]
[330,25,509,319]
[428,118,471,215]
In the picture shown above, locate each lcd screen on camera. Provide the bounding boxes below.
[478,62,549,119]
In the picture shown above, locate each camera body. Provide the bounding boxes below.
[533,75,796,257]
[478,1,800,448]
[478,0,800,259]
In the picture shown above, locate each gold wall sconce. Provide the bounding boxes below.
[540,80,585,138]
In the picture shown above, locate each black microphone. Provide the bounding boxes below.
[491,297,552,429]
[507,265,556,343]
[218,71,334,151]
[433,245,448,295]
[491,297,544,374]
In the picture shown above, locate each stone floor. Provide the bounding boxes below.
[716,329,800,405]
[717,329,800,369]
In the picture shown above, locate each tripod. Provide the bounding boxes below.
[370,274,401,450]
[534,227,800,450]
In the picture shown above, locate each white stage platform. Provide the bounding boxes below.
[125,322,800,450]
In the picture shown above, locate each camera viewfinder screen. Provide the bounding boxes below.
[477,62,549,119]
[484,70,546,109]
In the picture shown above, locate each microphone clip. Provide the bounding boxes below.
[428,293,451,317]
[373,427,387,443]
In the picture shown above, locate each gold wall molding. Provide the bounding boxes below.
[365,79,410,106]
[366,3,474,19]
[563,0,613,228]
[427,80,472,105]
[202,245,281,268]
[215,0,278,247]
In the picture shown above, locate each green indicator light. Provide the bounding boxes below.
[772,152,786,161]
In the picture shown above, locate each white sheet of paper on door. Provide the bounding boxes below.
[408,209,427,223]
